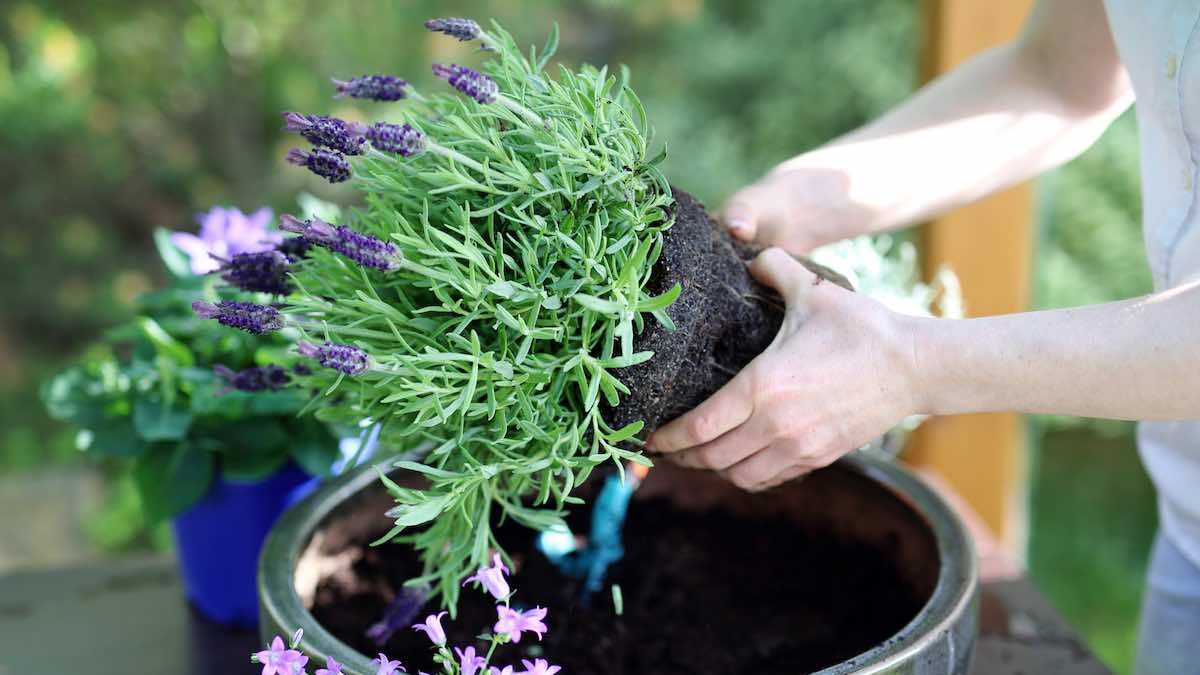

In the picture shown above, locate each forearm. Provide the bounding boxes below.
[776,42,1130,238]
[910,279,1200,420]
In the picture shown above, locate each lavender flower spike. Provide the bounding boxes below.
[366,122,426,157]
[298,341,371,376]
[286,147,351,183]
[282,112,366,155]
[425,17,481,41]
[432,63,497,104]
[280,214,402,272]
[333,75,409,101]
[215,250,292,295]
[215,364,290,393]
[412,611,448,646]
[193,300,284,334]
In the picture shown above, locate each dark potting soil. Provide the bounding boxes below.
[309,493,925,675]
[604,189,851,432]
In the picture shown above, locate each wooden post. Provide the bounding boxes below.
[904,0,1035,556]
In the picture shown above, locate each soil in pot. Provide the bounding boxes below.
[306,474,928,675]
[604,189,851,432]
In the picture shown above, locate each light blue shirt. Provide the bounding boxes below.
[1105,0,1200,567]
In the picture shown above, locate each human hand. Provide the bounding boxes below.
[645,248,922,491]
[720,165,869,254]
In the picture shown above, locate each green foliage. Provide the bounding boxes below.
[282,22,672,608]
[41,234,339,520]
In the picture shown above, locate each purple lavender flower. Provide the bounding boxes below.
[333,75,409,101]
[298,341,371,376]
[412,611,447,646]
[366,122,426,157]
[367,585,429,646]
[490,667,514,675]
[463,553,510,600]
[370,653,404,675]
[215,364,290,393]
[215,249,292,295]
[252,635,308,675]
[456,646,486,675]
[432,63,498,104]
[193,300,284,334]
[519,659,561,675]
[283,112,366,155]
[276,236,312,261]
[170,207,281,275]
[286,147,351,183]
[279,214,402,272]
[315,656,344,675]
[425,18,481,41]
[493,605,548,643]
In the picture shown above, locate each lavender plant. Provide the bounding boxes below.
[197,19,673,608]
[42,207,339,520]
[253,558,558,675]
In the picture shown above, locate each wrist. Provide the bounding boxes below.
[900,315,976,417]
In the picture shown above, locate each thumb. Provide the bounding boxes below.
[749,247,819,305]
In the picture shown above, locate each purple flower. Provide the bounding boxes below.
[519,659,560,675]
[283,112,366,155]
[215,364,290,393]
[298,341,371,376]
[170,206,280,275]
[215,249,292,295]
[455,646,486,675]
[366,122,426,157]
[370,653,404,675]
[412,611,447,646]
[367,585,429,646]
[277,236,312,261]
[193,300,284,334]
[463,553,510,600]
[425,18,481,41]
[279,214,402,272]
[252,635,309,675]
[315,656,344,675]
[490,667,514,675]
[287,147,351,183]
[333,75,409,101]
[493,606,548,643]
[432,63,498,104]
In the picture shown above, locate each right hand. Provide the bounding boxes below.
[719,165,864,254]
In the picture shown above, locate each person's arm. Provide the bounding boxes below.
[723,0,1133,252]
[645,255,1200,491]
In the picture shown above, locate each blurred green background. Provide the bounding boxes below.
[0,0,1155,671]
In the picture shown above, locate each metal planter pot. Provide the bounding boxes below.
[258,453,978,674]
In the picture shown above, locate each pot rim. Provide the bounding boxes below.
[258,452,978,675]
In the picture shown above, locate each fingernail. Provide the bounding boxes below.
[726,217,749,232]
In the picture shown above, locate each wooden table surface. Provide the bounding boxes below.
[0,554,1112,675]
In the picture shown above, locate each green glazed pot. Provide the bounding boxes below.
[258,453,978,674]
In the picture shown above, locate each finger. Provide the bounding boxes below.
[754,464,811,492]
[646,368,755,453]
[720,442,803,491]
[749,247,819,305]
[720,189,761,242]
[672,412,777,471]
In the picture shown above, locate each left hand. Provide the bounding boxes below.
[645,248,923,491]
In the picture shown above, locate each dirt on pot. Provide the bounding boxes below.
[604,189,851,432]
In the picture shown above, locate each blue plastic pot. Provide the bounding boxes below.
[172,462,319,627]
